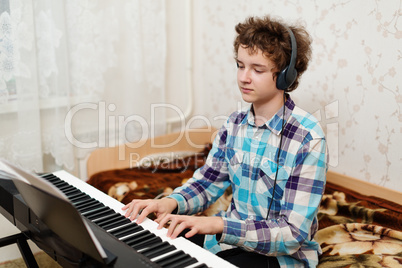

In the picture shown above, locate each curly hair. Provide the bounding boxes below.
[234,16,312,92]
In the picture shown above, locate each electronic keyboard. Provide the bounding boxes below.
[39,170,236,268]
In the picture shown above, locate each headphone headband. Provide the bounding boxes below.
[276,26,297,90]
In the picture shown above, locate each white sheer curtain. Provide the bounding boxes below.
[0,0,166,175]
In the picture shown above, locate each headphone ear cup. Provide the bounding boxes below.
[276,67,289,90]
[276,65,297,90]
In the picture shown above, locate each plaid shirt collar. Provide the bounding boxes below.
[242,94,295,135]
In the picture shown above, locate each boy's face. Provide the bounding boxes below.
[236,45,282,108]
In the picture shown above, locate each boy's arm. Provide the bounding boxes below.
[169,125,231,215]
[219,137,328,256]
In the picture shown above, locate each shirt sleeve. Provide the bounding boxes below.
[168,124,232,215]
[219,137,328,256]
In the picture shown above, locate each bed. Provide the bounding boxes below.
[86,127,402,267]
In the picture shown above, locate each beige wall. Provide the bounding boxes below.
[168,0,402,191]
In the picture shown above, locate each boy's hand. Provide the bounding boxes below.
[157,215,224,239]
[122,197,178,223]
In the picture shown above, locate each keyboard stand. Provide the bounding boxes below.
[0,232,39,268]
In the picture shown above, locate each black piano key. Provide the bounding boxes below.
[61,187,80,196]
[121,230,151,243]
[141,243,176,259]
[154,250,190,267]
[52,181,68,187]
[70,194,91,204]
[74,199,99,210]
[111,224,143,239]
[125,232,156,247]
[164,255,198,268]
[58,184,75,192]
[86,207,115,221]
[46,177,61,183]
[102,217,131,231]
[138,241,169,254]
[67,192,88,200]
[66,191,88,200]
[72,197,95,207]
[77,202,104,213]
[106,221,133,233]
[81,206,109,217]
[86,210,116,221]
[131,236,162,251]
[40,173,55,179]
[190,264,208,268]
[93,213,124,226]
[44,176,61,182]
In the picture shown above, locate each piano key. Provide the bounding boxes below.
[47,177,62,183]
[151,248,182,263]
[112,224,143,239]
[81,205,110,217]
[74,199,99,210]
[58,184,75,192]
[77,202,103,213]
[118,229,149,242]
[165,256,198,268]
[86,208,116,221]
[137,240,170,254]
[156,250,198,268]
[93,213,125,226]
[40,173,56,180]
[52,181,69,188]
[67,191,88,200]
[123,231,155,246]
[142,243,177,259]
[72,197,96,208]
[186,263,209,268]
[131,236,162,251]
[62,187,80,195]
[155,250,194,267]
[101,216,131,230]
[69,194,91,204]
[106,221,134,233]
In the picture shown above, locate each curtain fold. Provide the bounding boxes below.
[0,0,166,176]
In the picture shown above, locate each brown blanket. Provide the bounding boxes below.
[88,145,402,267]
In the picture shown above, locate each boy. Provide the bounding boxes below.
[123,15,328,267]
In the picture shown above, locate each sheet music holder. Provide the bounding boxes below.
[0,160,115,266]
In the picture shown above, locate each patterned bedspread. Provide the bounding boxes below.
[88,145,402,267]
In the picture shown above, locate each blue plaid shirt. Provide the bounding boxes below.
[169,96,328,267]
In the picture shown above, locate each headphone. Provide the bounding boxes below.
[276,26,298,91]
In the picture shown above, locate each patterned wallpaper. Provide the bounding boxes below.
[190,0,401,191]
